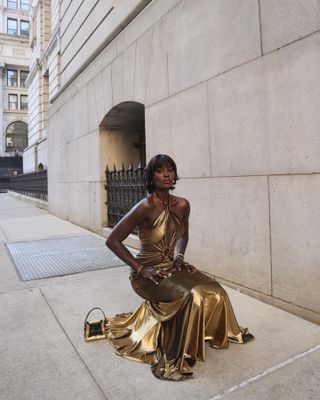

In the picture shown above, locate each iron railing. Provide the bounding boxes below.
[9,170,48,201]
[105,164,146,228]
[0,177,10,192]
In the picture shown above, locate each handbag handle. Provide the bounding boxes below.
[84,307,107,327]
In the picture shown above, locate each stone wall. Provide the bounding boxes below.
[47,0,320,323]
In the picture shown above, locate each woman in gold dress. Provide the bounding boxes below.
[106,154,254,381]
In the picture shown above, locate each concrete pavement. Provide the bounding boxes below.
[0,192,319,400]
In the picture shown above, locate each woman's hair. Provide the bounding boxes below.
[145,154,179,193]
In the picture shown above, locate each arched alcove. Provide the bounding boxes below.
[99,101,146,169]
[99,101,146,228]
[5,121,28,152]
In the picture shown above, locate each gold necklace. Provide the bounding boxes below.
[153,192,170,207]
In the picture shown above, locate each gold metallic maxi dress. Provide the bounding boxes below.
[106,203,254,381]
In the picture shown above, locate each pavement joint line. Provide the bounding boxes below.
[0,225,9,241]
[207,343,320,400]
[39,287,111,400]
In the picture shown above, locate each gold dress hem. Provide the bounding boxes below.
[106,204,254,381]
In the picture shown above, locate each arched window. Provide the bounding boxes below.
[6,121,28,152]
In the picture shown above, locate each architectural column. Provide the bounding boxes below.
[0,65,5,153]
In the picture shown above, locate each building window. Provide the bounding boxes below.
[20,20,29,36]
[7,70,18,87]
[7,18,18,35]
[7,0,17,8]
[20,0,29,11]
[20,95,28,110]
[9,94,18,110]
[20,71,28,87]
[6,121,28,152]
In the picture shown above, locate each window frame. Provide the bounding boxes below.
[8,94,18,110]
[20,20,30,37]
[20,70,28,88]
[7,69,18,87]
[7,0,17,9]
[20,0,29,11]
[7,18,18,35]
[20,95,28,111]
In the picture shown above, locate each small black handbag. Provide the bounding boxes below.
[84,307,108,342]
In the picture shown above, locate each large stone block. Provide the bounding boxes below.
[208,32,320,177]
[89,181,106,233]
[116,0,175,55]
[145,17,169,105]
[61,0,150,86]
[111,42,136,106]
[260,0,320,54]
[67,182,91,229]
[37,139,48,169]
[66,131,100,183]
[167,0,260,95]
[48,182,69,220]
[86,66,113,134]
[72,85,89,140]
[175,176,271,294]
[145,82,211,178]
[270,174,320,313]
[133,27,153,104]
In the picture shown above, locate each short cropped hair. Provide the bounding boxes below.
[145,154,179,193]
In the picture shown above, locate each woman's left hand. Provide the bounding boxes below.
[173,258,196,272]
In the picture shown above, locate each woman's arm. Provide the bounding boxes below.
[106,200,171,284]
[106,201,148,272]
[175,199,190,256]
[173,199,195,272]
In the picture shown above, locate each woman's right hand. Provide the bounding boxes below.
[139,266,172,285]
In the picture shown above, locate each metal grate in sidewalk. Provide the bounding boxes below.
[5,235,126,281]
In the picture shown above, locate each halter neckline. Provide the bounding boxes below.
[153,192,171,207]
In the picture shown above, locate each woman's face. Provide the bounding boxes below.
[153,164,176,190]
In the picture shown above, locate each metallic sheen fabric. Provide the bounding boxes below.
[106,204,254,381]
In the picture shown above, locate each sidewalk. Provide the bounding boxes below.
[0,192,319,400]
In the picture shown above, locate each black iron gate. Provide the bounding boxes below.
[105,164,146,227]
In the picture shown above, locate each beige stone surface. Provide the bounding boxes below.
[0,213,86,242]
[72,84,89,140]
[67,182,91,229]
[260,0,320,54]
[116,0,179,55]
[61,0,152,85]
[146,82,210,178]
[0,229,6,242]
[145,17,169,106]
[111,42,136,106]
[208,32,320,177]
[270,175,320,313]
[220,346,320,400]
[67,131,100,183]
[167,0,260,95]
[40,266,320,400]
[48,182,69,220]
[175,176,271,294]
[133,27,153,104]
[89,181,106,233]
[0,289,105,400]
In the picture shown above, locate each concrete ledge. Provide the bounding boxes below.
[7,191,48,211]
[101,226,140,250]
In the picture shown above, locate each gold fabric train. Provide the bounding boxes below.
[106,202,254,381]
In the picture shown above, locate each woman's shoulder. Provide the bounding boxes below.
[171,194,190,210]
[131,196,154,214]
